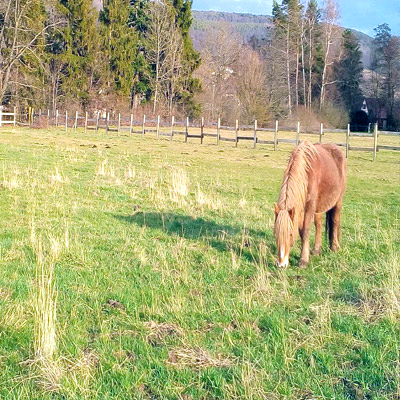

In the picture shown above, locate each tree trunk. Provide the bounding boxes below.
[301,20,307,108]
[286,27,292,115]
[296,50,299,108]
[320,39,331,110]
[308,27,313,111]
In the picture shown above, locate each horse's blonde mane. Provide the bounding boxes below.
[277,141,319,232]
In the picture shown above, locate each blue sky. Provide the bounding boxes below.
[192,0,400,37]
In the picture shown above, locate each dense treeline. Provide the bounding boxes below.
[196,1,400,130]
[0,0,200,116]
[1,0,399,129]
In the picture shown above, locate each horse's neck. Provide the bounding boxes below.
[278,156,309,223]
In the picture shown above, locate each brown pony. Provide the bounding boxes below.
[274,141,346,268]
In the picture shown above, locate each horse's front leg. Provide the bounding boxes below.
[312,213,323,255]
[299,208,315,268]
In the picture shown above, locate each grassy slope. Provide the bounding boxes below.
[0,127,399,399]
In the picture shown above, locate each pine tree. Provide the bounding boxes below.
[171,0,201,116]
[372,23,400,130]
[129,0,152,110]
[335,29,363,114]
[100,0,138,99]
[272,0,292,114]
[59,0,102,110]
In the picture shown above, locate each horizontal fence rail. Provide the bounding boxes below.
[1,107,400,161]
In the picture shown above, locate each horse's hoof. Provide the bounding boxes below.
[311,248,321,255]
[330,245,339,252]
[298,260,308,268]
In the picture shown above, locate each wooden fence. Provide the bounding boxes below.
[0,106,17,127]
[3,107,400,161]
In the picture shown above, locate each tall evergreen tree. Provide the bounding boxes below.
[129,0,152,109]
[100,0,138,99]
[171,0,201,115]
[372,23,400,130]
[335,29,363,114]
[59,0,102,109]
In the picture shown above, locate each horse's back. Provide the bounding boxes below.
[317,143,346,172]
[312,143,347,212]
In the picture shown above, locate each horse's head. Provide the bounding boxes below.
[274,203,295,268]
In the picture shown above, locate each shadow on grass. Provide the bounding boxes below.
[114,211,275,260]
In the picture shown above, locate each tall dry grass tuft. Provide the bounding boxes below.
[31,232,62,392]
[382,252,400,320]
[125,164,136,179]
[169,167,189,205]
[196,184,222,210]
[2,165,22,189]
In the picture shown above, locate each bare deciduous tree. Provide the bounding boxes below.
[194,25,241,122]
[0,0,58,104]
[146,0,184,116]
[236,49,270,124]
[319,0,340,110]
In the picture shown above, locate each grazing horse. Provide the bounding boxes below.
[274,141,347,268]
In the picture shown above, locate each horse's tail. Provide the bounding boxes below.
[325,208,334,246]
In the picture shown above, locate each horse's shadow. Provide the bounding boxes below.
[113,211,275,261]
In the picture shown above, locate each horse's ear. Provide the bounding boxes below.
[274,203,280,215]
[288,208,295,221]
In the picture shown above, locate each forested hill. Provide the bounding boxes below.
[191,10,373,68]
[191,11,272,49]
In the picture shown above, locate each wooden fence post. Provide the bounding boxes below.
[253,120,257,149]
[156,115,160,138]
[14,106,17,127]
[185,117,188,143]
[201,117,204,144]
[85,112,88,133]
[373,123,378,161]
[118,113,121,135]
[130,114,133,135]
[346,124,350,158]
[319,122,323,143]
[47,109,50,129]
[274,120,278,151]
[55,109,59,127]
[65,110,68,132]
[106,112,110,133]
[296,120,300,145]
[0,106,3,127]
[235,119,238,147]
[75,111,78,131]
[96,113,99,133]
[217,118,220,145]
[31,108,34,126]
[170,116,174,141]
[142,114,146,136]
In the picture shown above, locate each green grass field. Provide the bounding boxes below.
[0,127,399,399]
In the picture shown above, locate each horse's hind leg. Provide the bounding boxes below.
[312,213,323,255]
[329,202,343,252]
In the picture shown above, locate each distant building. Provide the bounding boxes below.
[361,98,388,130]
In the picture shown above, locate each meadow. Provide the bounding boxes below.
[0,126,399,399]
